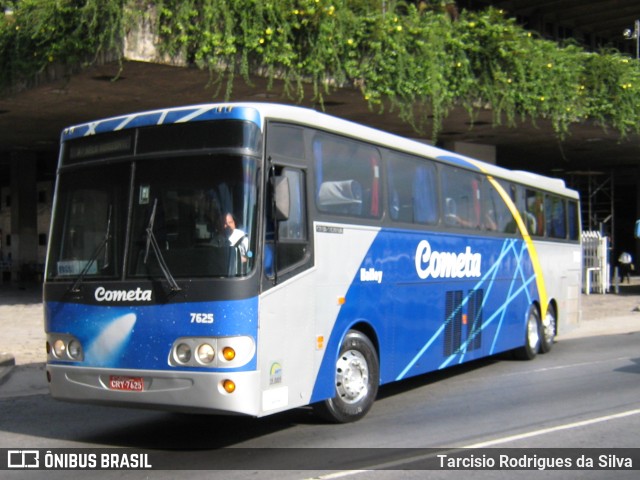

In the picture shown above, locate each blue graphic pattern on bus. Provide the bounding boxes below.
[62,105,262,140]
[310,229,538,402]
[45,297,258,371]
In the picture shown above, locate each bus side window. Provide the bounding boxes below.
[525,189,545,237]
[441,166,481,229]
[266,167,309,278]
[545,195,566,239]
[386,152,437,224]
[313,134,381,219]
[568,200,580,241]
[483,179,516,234]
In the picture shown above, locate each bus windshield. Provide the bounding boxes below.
[46,155,258,281]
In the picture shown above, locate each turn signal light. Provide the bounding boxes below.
[223,379,236,393]
[222,347,236,361]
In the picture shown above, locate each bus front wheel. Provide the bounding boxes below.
[514,306,541,360]
[314,330,379,423]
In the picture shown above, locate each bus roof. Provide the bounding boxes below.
[61,102,578,199]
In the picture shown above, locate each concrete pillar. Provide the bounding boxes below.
[10,151,38,282]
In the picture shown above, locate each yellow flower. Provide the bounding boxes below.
[396,25,403,32]
[547,63,553,68]
[347,38,354,45]
[265,27,273,35]
[540,96,545,101]
[259,38,264,44]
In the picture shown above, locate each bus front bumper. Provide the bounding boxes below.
[46,364,262,416]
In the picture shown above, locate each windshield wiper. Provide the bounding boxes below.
[69,205,112,294]
[144,198,181,292]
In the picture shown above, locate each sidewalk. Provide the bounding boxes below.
[1,279,640,384]
[0,284,44,386]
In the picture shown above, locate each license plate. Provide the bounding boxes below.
[109,375,144,392]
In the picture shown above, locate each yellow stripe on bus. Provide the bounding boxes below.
[465,160,548,319]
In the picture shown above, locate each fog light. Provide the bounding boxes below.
[222,346,236,361]
[68,339,83,360]
[53,339,67,359]
[223,379,236,393]
[175,343,192,364]
[196,343,215,364]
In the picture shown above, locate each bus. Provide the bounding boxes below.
[44,103,581,422]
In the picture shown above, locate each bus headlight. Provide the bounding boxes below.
[174,343,192,364]
[196,343,215,364]
[169,336,255,368]
[68,339,83,360]
[47,334,84,362]
[53,339,66,359]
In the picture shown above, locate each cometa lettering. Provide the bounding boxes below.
[415,240,482,279]
[94,286,152,302]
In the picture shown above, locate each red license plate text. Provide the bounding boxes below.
[109,375,144,392]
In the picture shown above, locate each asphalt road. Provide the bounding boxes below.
[1,331,639,479]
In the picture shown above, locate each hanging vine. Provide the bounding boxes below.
[2,0,640,141]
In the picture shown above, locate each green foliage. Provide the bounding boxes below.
[0,0,124,90]
[3,0,640,141]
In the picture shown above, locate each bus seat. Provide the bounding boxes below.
[317,180,363,215]
[444,198,458,226]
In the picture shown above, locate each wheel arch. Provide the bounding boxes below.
[547,298,559,330]
[349,320,380,359]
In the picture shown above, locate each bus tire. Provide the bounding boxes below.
[514,305,541,360]
[540,304,556,353]
[313,330,379,423]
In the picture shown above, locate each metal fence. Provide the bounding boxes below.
[582,231,609,294]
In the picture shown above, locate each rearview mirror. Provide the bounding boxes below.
[273,176,290,222]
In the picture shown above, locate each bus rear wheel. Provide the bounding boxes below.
[540,304,556,353]
[314,330,379,423]
[514,306,541,360]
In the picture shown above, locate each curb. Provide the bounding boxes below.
[0,352,16,384]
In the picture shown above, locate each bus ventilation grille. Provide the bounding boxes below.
[444,289,484,357]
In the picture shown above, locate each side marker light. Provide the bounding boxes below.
[223,379,236,393]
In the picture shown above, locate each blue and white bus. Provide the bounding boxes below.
[45,103,581,422]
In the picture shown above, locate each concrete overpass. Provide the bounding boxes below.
[2,0,640,283]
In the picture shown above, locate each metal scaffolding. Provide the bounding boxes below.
[568,171,615,248]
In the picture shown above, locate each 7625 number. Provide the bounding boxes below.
[190,313,214,324]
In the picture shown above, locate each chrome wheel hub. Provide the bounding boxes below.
[336,350,369,404]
